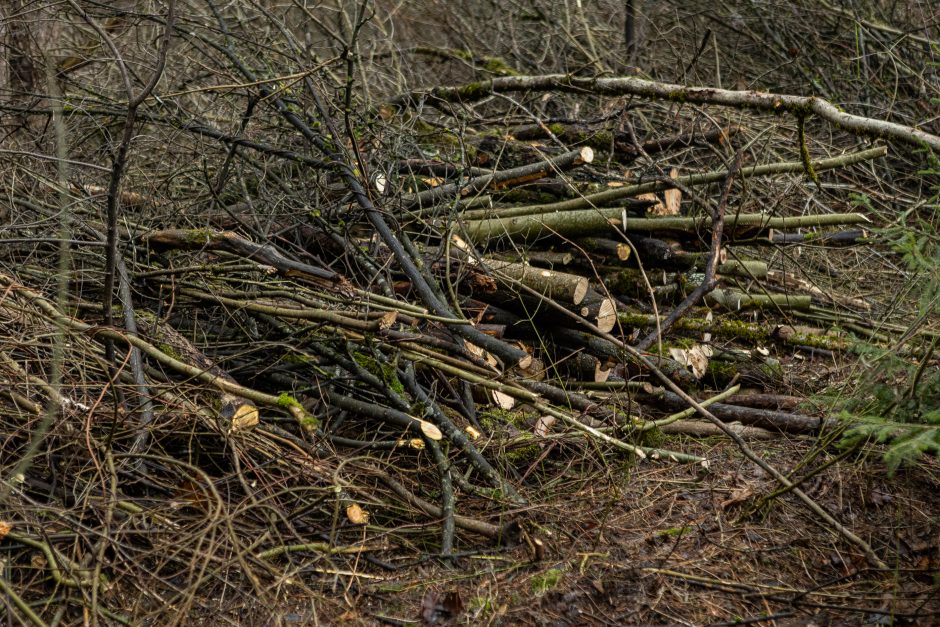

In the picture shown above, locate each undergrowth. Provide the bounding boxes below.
[838,147,940,471]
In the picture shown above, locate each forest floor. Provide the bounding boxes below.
[209,436,940,626]
[2,1,939,625]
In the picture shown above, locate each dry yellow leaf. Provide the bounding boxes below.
[231,404,260,431]
[346,503,370,525]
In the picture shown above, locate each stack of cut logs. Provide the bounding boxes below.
[386,125,875,396]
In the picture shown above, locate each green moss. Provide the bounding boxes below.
[353,352,405,395]
[480,56,519,76]
[787,332,848,351]
[281,353,314,365]
[530,568,563,595]
[504,434,541,464]
[470,596,496,613]
[448,48,473,61]
[758,358,783,380]
[155,341,183,361]
[276,392,318,429]
[654,525,693,538]
[666,89,687,104]
[184,228,216,245]
[704,359,739,387]
[456,81,491,101]
[666,337,698,350]
[797,115,820,185]
[639,426,666,448]
[618,313,773,345]
[276,392,302,409]
[708,318,769,343]
[479,407,528,431]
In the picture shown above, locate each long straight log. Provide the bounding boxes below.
[644,390,835,433]
[705,289,812,311]
[459,146,886,222]
[768,229,869,245]
[465,209,870,243]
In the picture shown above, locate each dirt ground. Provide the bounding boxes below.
[179,437,939,626]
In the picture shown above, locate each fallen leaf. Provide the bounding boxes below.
[230,404,259,431]
[346,503,369,525]
[534,415,556,439]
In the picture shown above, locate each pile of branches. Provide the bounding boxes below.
[1,0,938,621]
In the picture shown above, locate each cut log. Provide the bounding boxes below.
[578,289,618,333]
[768,228,868,245]
[482,259,589,305]
[548,328,698,388]
[705,289,812,311]
[717,260,768,279]
[640,389,835,433]
[627,235,722,271]
[463,210,869,243]
[555,351,611,383]
[490,250,574,268]
[576,237,632,261]
[662,169,682,215]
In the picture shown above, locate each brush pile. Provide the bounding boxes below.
[1,0,938,621]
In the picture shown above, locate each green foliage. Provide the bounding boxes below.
[888,149,940,313]
[839,411,940,473]
[838,332,940,471]
[837,146,940,470]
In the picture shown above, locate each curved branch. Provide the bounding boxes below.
[395,74,940,152]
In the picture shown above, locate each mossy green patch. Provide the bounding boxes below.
[654,525,693,538]
[353,351,405,395]
[276,392,302,410]
[504,434,541,464]
[480,56,519,76]
[530,568,563,595]
[155,341,183,361]
[479,407,528,431]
